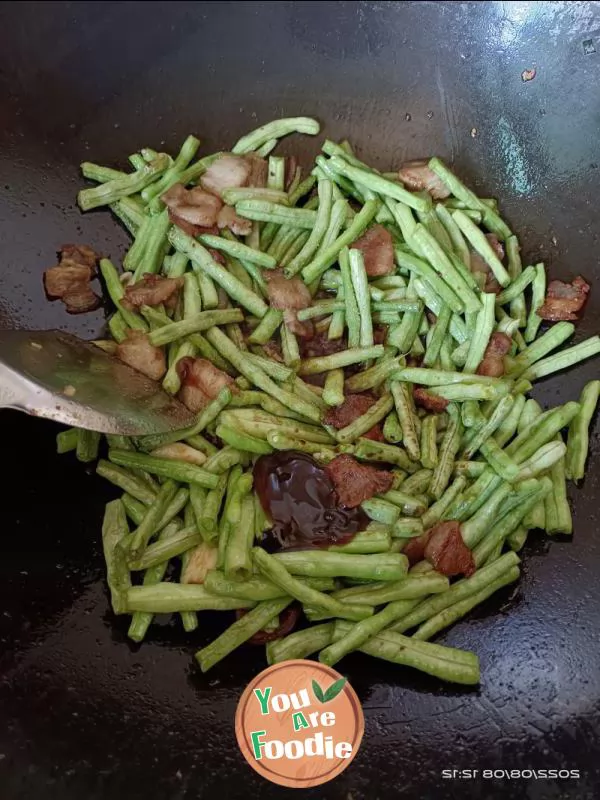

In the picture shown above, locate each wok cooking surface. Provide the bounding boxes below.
[1,2,600,798]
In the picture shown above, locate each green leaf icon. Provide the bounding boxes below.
[323,677,347,702]
[312,679,325,703]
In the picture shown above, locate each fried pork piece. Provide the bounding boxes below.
[216,204,252,236]
[397,159,451,199]
[403,520,475,578]
[470,234,505,294]
[476,332,511,378]
[413,387,449,413]
[265,269,313,338]
[325,454,393,508]
[121,273,182,311]
[323,393,385,441]
[538,276,590,321]
[351,224,394,277]
[162,183,223,234]
[200,153,267,198]
[176,356,235,412]
[116,330,166,380]
[43,244,101,314]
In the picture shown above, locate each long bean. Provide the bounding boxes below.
[267,623,335,664]
[566,380,600,481]
[101,499,131,615]
[274,551,408,581]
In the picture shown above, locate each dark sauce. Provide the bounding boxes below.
[253,451,368,551]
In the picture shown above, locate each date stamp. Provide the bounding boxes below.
[442,769,580,780]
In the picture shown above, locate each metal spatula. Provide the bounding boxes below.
[0,329,196,435]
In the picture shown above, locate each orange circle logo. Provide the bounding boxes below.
[235,659,364,788]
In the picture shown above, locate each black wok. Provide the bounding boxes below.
[1,2,599,798]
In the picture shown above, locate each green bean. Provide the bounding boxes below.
[383,410,403,443]
[390,381,420,461]
[235,199,317,229]
[410,225,480,312]
[353,437,417,471]
[413,566,521,641]
[509,321,575,376]
[57,427,78,454]
[504,402,581,465]
[301,199,379,283]
[494,393,526,447]
[274,550,408,581]
[299,345,385,376]
[503,529,527,556]
[255,139,278,157]
[523,263,546,342]
[222,188,289,206]
[78,154,169,210]
[430,382,510,403]
[429,406,462,499]
[338,247,361,347]
[248,308,283,345]
[280,322,300,368]
[422,304,452,367]
[332,573,448,606]
[75,429,101,463]
[196,596,293,671]
[197,232,277,269]
[128,520,184,642]
[107,313,128,343]
[395,247,464,314]
[397,470,429,497]
[435,203,471,266]
[108,449,218,489]
[267,623,335,664]
[148,309,243,347]
[419,415,438,469]
[133,208,171,281]
[222,408,331,443]
[347,248,374,347]
[266,431,337,461]
[137,387,233,454]
[101,499,131,615]
[462,292,496,373]
[495,264,537,305]
[223,495,256,580]
[419,474,467,529]
[387,299,424,352]
[128,479,178,559]
[417,206,453,250]
[205,571,334,602]
[169,228,268,317]
[162,340,195,394]
[479,437,519,481]
[503,235,526,325]
[333,620,480,684]
[323,369,345,407]
[327,155,430,212]
[320,594,429,667]
[391,551,520,634]
[284,179,333,276]
[334,392,394,444]
[429,157,511,240]
[253,548,372,622]
[392,367,499,387]
[328,528,392,554]
[144,134,201,206]
[128,524,202,571]
[565,380,600,481]
[232,117,320,154]
[460,482,512,548]
[97,460,157,505]
[215,424,272,456]
[99,258,148,330]
[127,582,253,613]
[451,210,510,286]
[516,441,566,480]
[546,449,572,535]
[522,336,600,382]
[81,161,125,182]
[361,498,401,525]
[463,395,514,459]
[206,328,321,422]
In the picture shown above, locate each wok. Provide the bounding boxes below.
[1,2,599,798]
